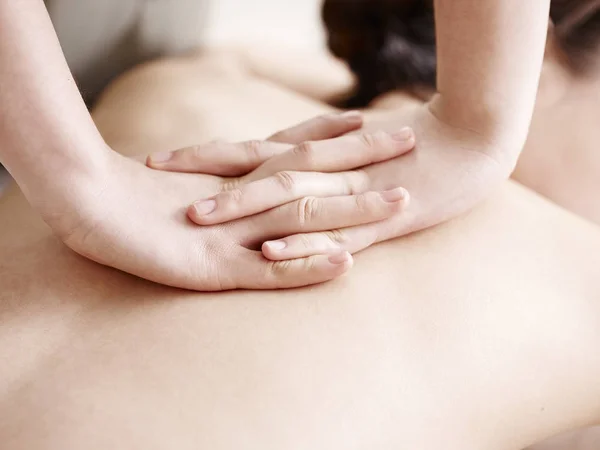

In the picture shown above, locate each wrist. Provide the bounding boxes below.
[427,95,525,171]
[19,140,115,233]
[20,135,111,191]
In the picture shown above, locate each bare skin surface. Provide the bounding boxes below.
[1,52,600,450]
[98,45,600,226]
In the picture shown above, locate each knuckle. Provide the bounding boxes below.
[190,145,204,159]
[355,192,377,215]
[343,169,369,195]
[325,230,349,245]
[325,229,349,246]
[220,178,240,193]
[360,131,393,161]
[293,141,317,167]
[273,171,297,193]
[301,256,316,273]
[268,257,314,282]
[244,140,264,165]
[358,133,377,151]
[268,259,293,279]
[224,187,244,204]
[297,196,320,227]
[298,233,314,248]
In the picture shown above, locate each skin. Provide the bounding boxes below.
[512,33,600,224]
[0,0,555,290]
[151,32,600,258]
[432,0,550,148]
[44,28,600,448]
[1,50,600,449]
[150,0,555,264]
[138,43,600,448]
[0,1,415,290]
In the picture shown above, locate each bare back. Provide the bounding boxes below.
[1,54,600,450]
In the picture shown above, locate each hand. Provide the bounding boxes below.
[47,113,413,291]
[169,101,510,260]
[266,102,511,259]
[145,110,367,176]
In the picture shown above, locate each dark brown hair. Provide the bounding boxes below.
[323,0,600,107]
[552,0,600,70]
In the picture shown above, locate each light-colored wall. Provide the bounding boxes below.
[46,0,210,98]
[46,0,326,97]
[205,0,326,52]
[0,0,326,190]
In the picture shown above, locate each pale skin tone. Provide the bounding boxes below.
[1,48,600,450]
[91,41,600,449]
[150,0,554,263]
[0,0,551,290]
[150,38,600,263]
[1,2,599,447]
[0,0,416,290]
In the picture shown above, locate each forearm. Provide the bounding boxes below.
[0,0,109,202]
[431,0,551,158]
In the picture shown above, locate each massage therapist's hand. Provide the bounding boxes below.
[50,113,413,291]
[165,100,512,260]
[263,100,514,259]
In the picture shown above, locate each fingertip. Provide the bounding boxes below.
[340,110,364,127]
[304,252,353,285]
[391,127,414,141]
[380,186,409,203]
[374,187,409,217]
[146,151,173,168]
[390,127,416,154]
[186,204,202,224]
[187,203,215,225]
[399,187,410,206]
[326,251,353,274]
[262,240,287,260]
[328,250,351,264]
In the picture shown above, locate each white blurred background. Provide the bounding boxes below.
[0,0,327,193]
[205,0,326,52]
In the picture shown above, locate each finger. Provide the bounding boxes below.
[236,249,353,289]
[262,224,380,261]
[145,111,362,175]
[237,187,409,247]
[268,111,363,145]
[246,128,415,182]
[146,140,293,176]
[187,170,368,225]
[263,206,418,261]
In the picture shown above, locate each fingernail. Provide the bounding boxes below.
[193,199,217,216]
[340,111,363,123]
[380,187,408,203]
[265,240,287,251]
[391,127,414,142]
[328,251,350,265]
[149,151,172,163]
[340,110,362,119]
